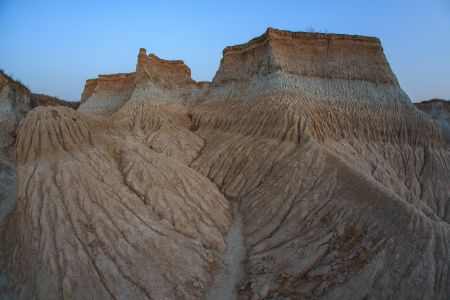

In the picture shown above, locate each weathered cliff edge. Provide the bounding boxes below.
[0,71,31,152]
[3,29,450,299]
[79,49,204,113]
[79,72,135,113]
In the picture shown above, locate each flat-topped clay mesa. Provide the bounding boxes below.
[0,28,449,299]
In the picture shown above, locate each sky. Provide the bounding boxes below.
[0,0,449,102]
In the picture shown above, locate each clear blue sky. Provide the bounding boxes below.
[1,0,449,102]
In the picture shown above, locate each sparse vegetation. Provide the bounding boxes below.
[304,26,328,33]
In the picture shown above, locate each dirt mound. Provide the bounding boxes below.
[2,29,449,299]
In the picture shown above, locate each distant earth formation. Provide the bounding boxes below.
[0,28,449,299]
[415,99,450,146]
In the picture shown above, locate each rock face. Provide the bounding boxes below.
[0,71,31,153]
[0,71,79,153]
[415,99,450,146]
[0,71,79,231]
[79,50,204,113]
[79,73,135,113]
[0,70,80,298]
[1,28,449,299]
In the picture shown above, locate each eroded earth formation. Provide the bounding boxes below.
[415,99,450,146]
[1,29,449,299]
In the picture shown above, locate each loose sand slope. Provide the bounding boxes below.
[2,29,449,299]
